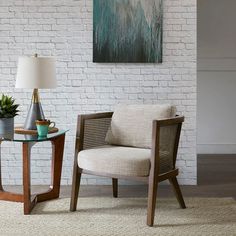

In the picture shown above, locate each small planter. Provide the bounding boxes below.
[0,94,19,139]
[0,117,14,138]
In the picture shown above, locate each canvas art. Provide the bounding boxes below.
[93,0,163,63]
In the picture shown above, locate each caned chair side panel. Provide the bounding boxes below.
[83,117,112,150]
[159,124,178,173]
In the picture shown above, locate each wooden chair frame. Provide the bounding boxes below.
[70,112,186,226]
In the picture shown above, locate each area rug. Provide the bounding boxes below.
[0,197,235,236]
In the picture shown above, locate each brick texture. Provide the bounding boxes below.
[0,0,196,185]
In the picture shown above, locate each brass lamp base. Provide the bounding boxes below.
[24,89,45,130]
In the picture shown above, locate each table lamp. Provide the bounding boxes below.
[15,54,56,130]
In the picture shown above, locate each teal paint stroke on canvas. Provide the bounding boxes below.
[93,0,163,63]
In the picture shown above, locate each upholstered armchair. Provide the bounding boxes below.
[70,105,186,226]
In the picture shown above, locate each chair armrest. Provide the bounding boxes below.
[154,115,184,127]
[75,112,113,152]
[151,116,184,175]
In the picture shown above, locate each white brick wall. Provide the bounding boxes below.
[0,0,197,185]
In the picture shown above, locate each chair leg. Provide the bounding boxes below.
[70,166,81,211]
[169,177,186,209]
[112,178,118,198]
[147,176,158,226]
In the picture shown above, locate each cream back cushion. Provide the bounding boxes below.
[105,104,176,148]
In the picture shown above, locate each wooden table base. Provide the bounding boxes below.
[0,134,65,214]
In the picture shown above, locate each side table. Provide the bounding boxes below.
[0,130,67,214]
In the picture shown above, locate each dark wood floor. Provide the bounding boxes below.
[4,155,236,200]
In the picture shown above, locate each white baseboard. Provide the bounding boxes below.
[197,144,236,154]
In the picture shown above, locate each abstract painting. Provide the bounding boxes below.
[93,0,163,63]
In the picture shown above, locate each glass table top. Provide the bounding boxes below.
[0,130,68,142]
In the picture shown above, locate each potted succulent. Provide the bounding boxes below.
[0,94,19,137]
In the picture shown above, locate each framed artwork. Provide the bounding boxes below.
[93,0,163,63]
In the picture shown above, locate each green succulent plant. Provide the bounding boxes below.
[0,94,19,118]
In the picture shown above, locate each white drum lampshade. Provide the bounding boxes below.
[15,55,57,130]
[16,56,56,89]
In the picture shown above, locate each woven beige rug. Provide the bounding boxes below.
[0,197,235,236]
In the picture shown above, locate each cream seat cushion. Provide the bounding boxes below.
[105,104,176,148]
[78,145,172,177]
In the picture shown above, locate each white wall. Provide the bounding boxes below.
[0,0,197,185]
[197,0,236,154]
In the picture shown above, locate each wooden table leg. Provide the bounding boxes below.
[0,133,66,214]
[0,142,24,202]
[50,134,65,197]
[23,142,36,215]
[37,134,65,202]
